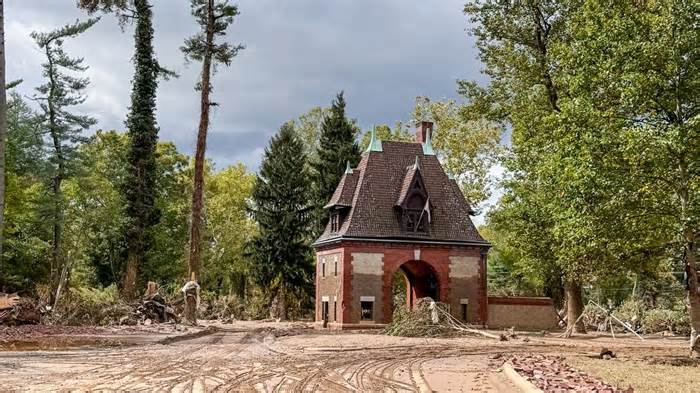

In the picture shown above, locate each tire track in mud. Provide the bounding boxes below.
[2,327,595,392]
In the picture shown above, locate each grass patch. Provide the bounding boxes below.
[567,356,699,393]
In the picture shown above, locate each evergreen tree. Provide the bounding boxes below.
[31,18,99,305]
[310,92,360,236]
[79,0,171,297]
[248,123,314,320]
[181,0,243,323]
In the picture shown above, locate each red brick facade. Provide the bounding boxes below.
[315,240,488,328]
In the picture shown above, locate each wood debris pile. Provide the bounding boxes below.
[384,297,500,339]
[0,293,41,325]
[119,282,178,326]
[507,354,633,392]
[384,298,452,336]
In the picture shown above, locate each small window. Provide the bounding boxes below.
[330,212,340,232]
[334,259,338,276]
[333,301,337,321]
[321,260,326,277]
[322,301,329,321]
[460,299,469,321]
[360,301,374,321]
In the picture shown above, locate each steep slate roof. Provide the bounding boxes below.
[395,158,421,206]
[324,169,359,208]
[315,140,487,246]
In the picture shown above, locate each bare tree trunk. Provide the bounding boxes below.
[185,0,215,323]
[0,0,7,288]
[565,280,586,334]
[123,253,139,298]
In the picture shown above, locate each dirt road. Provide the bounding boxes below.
[0,321,690,392]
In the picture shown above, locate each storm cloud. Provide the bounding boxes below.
[6,0,483,170]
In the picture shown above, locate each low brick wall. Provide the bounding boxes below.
[487,296,558,331]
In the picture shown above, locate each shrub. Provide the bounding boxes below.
[51,284,130,325]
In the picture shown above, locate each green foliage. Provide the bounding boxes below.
[290,106,329,164]
[413,97,502,209]
[120,0,162,295]
[310,92,361,235]
[201,164,256,296]
[51,284,130,325]
[359,123,413,151]
[181,0,244,71]
[31,18,99,301]
[248,123,314,303]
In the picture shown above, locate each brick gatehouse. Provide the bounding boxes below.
[313,121,491,329]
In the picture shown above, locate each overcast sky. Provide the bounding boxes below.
[6,0,485,168]
[6,0,497,222]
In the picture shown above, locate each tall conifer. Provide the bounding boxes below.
[31,18,99,305]
[181,0,243,324]
[248,123,314,320]
[310,92,360,236]
[79,0,168,297]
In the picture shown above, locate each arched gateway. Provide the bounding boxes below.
[313,122,490,329]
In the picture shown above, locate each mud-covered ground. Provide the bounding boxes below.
[0,321,694,392]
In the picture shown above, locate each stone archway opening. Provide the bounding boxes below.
[390,260,440,312]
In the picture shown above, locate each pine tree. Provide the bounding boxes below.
[181,0,243,324]
[31,18,99,306]
[310,92,360,236]
[248,123,314,320]
[79,0,170,297]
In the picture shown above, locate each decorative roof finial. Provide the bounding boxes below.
[422,127,435,155]
[413,155,420,170]
[344,161,353,174]
[366,124,383,152]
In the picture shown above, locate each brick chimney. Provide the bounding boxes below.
[416,121,433,143]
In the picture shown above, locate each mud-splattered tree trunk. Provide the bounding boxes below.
[270,283,287,321]
[565,281,586,334]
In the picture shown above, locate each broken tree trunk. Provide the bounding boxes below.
[565,281,586,334]
[183,275,199,326]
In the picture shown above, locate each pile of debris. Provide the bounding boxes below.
[384,297,501,339]
[384,298,453,337]
[1,282,180,327]
[0,293,41,325]
[118,282,178,326]
[506,354,632,392]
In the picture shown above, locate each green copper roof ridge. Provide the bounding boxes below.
[413,155,420,170]
[366,125,383,152]
[422,129,435,155]
[344,161,353,174]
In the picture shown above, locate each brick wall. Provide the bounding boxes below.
[350,252,384,323]
[315,251,342,323]
[315,240,489,327]
[487,296,558,330]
